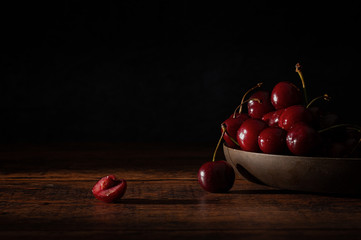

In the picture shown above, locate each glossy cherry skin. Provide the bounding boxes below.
[271,81,303,110]
[308,107,340,130]
[262,108,285,127]
[258,127,287,154]
[198,160,235,193]
[247,91,274,119]
[222,113,249,148]
[286,122,321,156]
[237,119,267,152]
[278,105,314,130]
[92,175,127,203]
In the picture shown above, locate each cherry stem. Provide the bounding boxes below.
[213,124,226,162]
[350,138,361,156]
[318,123,361,134]
[232,98,261,118]
[228,135,240,146]
[306,94,331,108]
[238,82,263,114]
[295,63,309,106]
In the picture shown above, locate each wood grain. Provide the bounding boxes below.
[1,143,361,239]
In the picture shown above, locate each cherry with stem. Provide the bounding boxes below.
[237,82,263,115]
[198,125,235,193]
[222,83,263,148]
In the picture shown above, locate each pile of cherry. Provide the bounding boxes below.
[223,64,360,157]
[198,63,360,193]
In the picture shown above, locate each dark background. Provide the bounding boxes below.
[1,1,360,144]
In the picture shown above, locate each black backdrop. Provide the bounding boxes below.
[1,1,360,144]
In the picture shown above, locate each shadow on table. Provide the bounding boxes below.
[229,189,361,199]
[120,198,216,205]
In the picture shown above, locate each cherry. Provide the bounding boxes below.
[198,160,235,193]
[247,90,275,119]
[262,108,285,127]
[286,122,321,156]
[320,141,348,158]
[222,113,249,148]
[278,105,314,130]
[271,81,303,109]
[198,128,235,193]
[319,112,340,129]
[92,175,127,203]
[237,118,267,152]
[221,83,263,148]
[310,107,339,130]
[258,127,287,154]
[318,124,361,157]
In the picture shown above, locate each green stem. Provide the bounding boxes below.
[295,63,309,106]
[213,125,227,162]
[232,98,261,118]
[306,94,331,108]
[318,124,361,134]
[238,82,263,114]
[228,135,240,147]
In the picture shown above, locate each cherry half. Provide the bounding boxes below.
[237,118,267,152]
[92,175,127,203]
[247,90,275,119]
[258,127,287,154]
[271,81,303,110]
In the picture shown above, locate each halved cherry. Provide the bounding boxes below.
[92,175,127,203]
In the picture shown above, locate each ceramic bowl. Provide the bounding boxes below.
[223,144,361,195]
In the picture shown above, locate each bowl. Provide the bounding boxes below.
[223,144,361,195]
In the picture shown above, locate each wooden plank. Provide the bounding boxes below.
[2,179,361,230]
[1,143,361,239]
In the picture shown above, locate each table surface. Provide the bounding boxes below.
[1,143,361,240]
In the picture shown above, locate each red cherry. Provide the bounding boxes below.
[258,127,287,154]
[318,124,361,157]
[278,105,314,130]
[198,161,235,193]
[271,81,303,109]
[306,94,333,129]
[247,91,275,119]
[319,112,340,129]
[286,122,321,156]
[222,83,263,148]
[320,141,348,158]
[92,175,127,203]
[262,108,285,127]
[237,119,267,152]
[222,113,249,148]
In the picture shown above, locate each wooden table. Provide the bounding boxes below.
[1,143,361,240]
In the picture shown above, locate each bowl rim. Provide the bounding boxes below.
[223,144,361,161]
